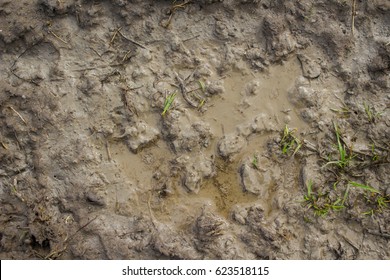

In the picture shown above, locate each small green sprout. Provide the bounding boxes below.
[252,155,259,169]
[349,181,380,194]
[348,181,389,215]
[161,91,177,116]
[303,180,345,217]
[323,122,355,169]
[197,80,206,93]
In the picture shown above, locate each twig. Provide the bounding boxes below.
[66,216,98,242]
[89,47,102,57]
[122,49,133,62]
[110,27,122,45]
[106,141,112,161]
[161,1,192,28]
[1,142,8,149]
[49,30,68,45]
[183,34,200,43]
[118,30,148,50]
[174,71,198,108]
[8,106,27,124]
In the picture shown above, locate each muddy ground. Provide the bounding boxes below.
[0,0,389,260]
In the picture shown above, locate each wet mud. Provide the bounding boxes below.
[0,0,389,259]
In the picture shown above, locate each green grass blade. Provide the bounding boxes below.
[161,91,176,116]
[349,181,380,194]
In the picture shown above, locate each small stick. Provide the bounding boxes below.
[110,27,122,45]
[1,142,8,149]
[122,49,133,62]
[183,34,200,43]
[172,1,192,10]
[118,30,148,50]
[9,106,27,124]
[49,30,68,45]
[106,141,112,161]
[174,71,198,108]
[66,216,98,242]
[89,47,102,57]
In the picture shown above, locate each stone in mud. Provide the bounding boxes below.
[288,84,316,108]
[85,191,106,207]
[122,121,159,153]
[297,54,321,79]
[217,133,246,160]
[240,164,264,195]
[206,80,225,95]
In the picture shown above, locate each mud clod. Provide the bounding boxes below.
[297,53,322,79]
[218,133,246,160]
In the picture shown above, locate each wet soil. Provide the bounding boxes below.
[0,0,389,259]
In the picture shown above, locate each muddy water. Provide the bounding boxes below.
[111,58,306,223]
[207,58,306,137]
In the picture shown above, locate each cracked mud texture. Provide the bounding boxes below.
[0,0,389,259]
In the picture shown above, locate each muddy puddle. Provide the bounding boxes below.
[207,58,306,136]
[111,58,306,222]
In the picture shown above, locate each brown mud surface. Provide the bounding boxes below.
[0,0,389,259]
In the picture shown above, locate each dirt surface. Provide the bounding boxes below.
[0,0,389,260]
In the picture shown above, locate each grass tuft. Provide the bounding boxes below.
[323,122,355,169]
[161,91,177,116]
[280,125,302,156]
